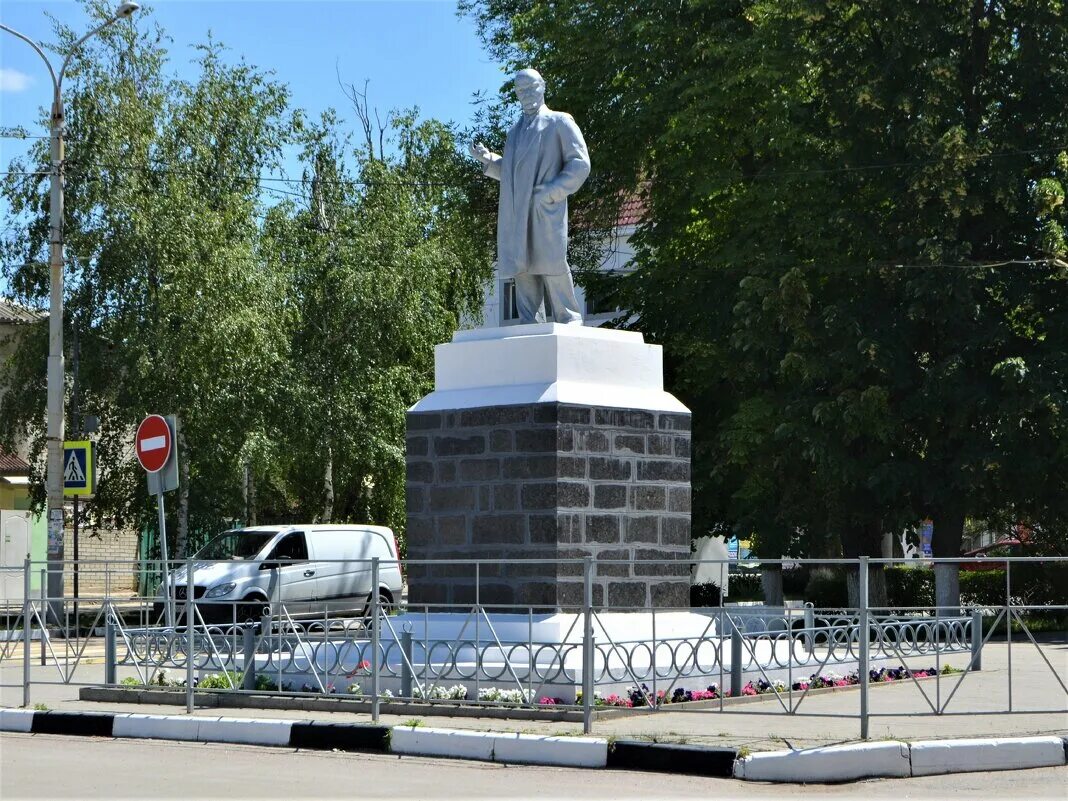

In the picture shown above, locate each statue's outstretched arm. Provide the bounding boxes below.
[470,141,503,181]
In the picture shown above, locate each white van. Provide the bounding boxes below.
[156,524,403,623]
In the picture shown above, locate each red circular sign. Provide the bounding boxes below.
[136,414,172,473]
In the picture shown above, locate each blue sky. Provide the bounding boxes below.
[1,1,511,283]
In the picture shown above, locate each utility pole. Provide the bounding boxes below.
[1,4,141,622]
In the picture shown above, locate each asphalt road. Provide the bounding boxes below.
[1,733,1065,801]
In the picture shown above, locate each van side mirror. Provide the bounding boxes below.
[260,561,278,571]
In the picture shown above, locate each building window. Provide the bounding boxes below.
[501,279,555,322]
[502,279,519,321]
[584,281,618,316]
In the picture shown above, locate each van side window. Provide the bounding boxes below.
[268,532,308,563]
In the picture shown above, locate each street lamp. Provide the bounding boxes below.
[1,3,140,619]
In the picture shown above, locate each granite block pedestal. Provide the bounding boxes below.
[405,324,692,609]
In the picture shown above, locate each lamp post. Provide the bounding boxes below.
[1,3,140,620]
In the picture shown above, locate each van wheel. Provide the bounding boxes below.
[362,590,394,629]
[238,599,268,623]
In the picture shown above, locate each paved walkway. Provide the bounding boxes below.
[3,642,1065,752]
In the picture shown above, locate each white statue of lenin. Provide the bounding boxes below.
[470,69,590,324]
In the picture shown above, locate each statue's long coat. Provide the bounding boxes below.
[483,107,591,277]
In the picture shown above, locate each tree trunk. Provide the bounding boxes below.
[321,442,334,523]
[761,564,784,607]
[931,507,966,616]
[248,468,257,527]
[842,520,888,609]
[176,431,191,557]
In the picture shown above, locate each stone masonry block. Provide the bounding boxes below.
[434,435,486,456]
[407,413,442,431]
[593,484,627,509]
[614,434,645,454]
[459,407,531,427]
[651,581,690,608]
[557,481,591,508]
[489,429,514,452]
[577,430,609,453]
[472,515,525,544]
[503,455,557,480]
[595,409,655,429]
[460,458,500,482]
[631,485,666,511]
[624,516,660,544]
[589,457,632,481]
[607,581,648,608]
[657,413,691,431]
[516,429,557,452]
[493,484,517,511]
[521,482,557,509]
[407,461,434,484]
[586,515,621,543]
[429,486,475,512]
[661,516,691,545]
[637,459,689,482]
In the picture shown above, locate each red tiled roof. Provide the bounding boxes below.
[616,196,646,228]
[0,450,30,474]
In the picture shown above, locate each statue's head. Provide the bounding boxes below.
[514,69,546,114]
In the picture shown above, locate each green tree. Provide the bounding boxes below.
[258,104,494,542]
[1,4,292,553]
[464,0,1068,607]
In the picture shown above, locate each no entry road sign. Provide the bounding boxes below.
[136,414,172,473]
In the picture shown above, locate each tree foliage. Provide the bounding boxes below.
[463,0,1068,596]
[1,1,494,554]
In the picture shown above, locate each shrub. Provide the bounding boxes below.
[198,671,241,690]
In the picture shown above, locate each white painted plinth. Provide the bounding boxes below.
[409,323,688,413]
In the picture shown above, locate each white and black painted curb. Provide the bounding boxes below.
[0,708,733,773]
[733,735,1068,782]
[3,709,1065,781]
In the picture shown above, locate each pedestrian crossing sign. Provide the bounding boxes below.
[63,440,94,496]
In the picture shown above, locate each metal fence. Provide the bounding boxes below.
[1,555,1064,738]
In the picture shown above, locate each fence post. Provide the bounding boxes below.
[371,557,380,723]
[22,556,31,708]
[242,625,256,691]
[804,602,815,653]
[185,556,194,714]
[970,609,982,672]
[582,556,594,735]
[730,624,743,698]
[401,630,413,699]
[39,568,46,666]
[859,556,870,740]
[105,616,117,685]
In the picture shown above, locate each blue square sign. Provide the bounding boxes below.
[63,441,94,496]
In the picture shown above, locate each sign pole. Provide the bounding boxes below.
[157,486,172,628]
[136,414,178,629]
[72,494,79,630]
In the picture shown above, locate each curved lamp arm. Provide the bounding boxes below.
[1,4,139,105]
[0,23,60,98]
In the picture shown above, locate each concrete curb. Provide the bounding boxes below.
[909,736,1067,776]
[606,740,737,777]
[733,736,1068,782]
[390,725,608,768]
[3,708,1065,781]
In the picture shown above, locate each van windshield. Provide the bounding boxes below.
[194,530,277,561]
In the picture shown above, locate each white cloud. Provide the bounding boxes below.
[0,68,33,93]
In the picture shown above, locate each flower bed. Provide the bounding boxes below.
[116,663,959,710]
[575,664,960,708]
